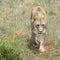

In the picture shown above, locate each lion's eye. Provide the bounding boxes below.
[42,24,46,28]
[42,24,44,26]
[34,19,36,21]
[36,24,39,27]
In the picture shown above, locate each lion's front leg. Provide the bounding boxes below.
[32,33,39,47]
[39,35,45,52]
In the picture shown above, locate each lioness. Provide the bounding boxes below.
[31,6,47,52]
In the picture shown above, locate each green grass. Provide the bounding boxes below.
[0,0,60,60]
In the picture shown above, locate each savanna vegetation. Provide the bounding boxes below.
[0,0,60,60]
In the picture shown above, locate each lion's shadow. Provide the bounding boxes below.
[27,39,40,54]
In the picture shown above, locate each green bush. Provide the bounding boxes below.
[0,44,22,60]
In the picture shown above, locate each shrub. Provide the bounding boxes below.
[0,43,22,60]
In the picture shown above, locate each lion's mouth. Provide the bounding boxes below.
[38,31,42,34]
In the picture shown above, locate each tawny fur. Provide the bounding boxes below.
[31,6,47,22]
[31,6,47,52]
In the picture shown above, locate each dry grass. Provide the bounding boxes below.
[0,0,60,60]
[12,29,30,39]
